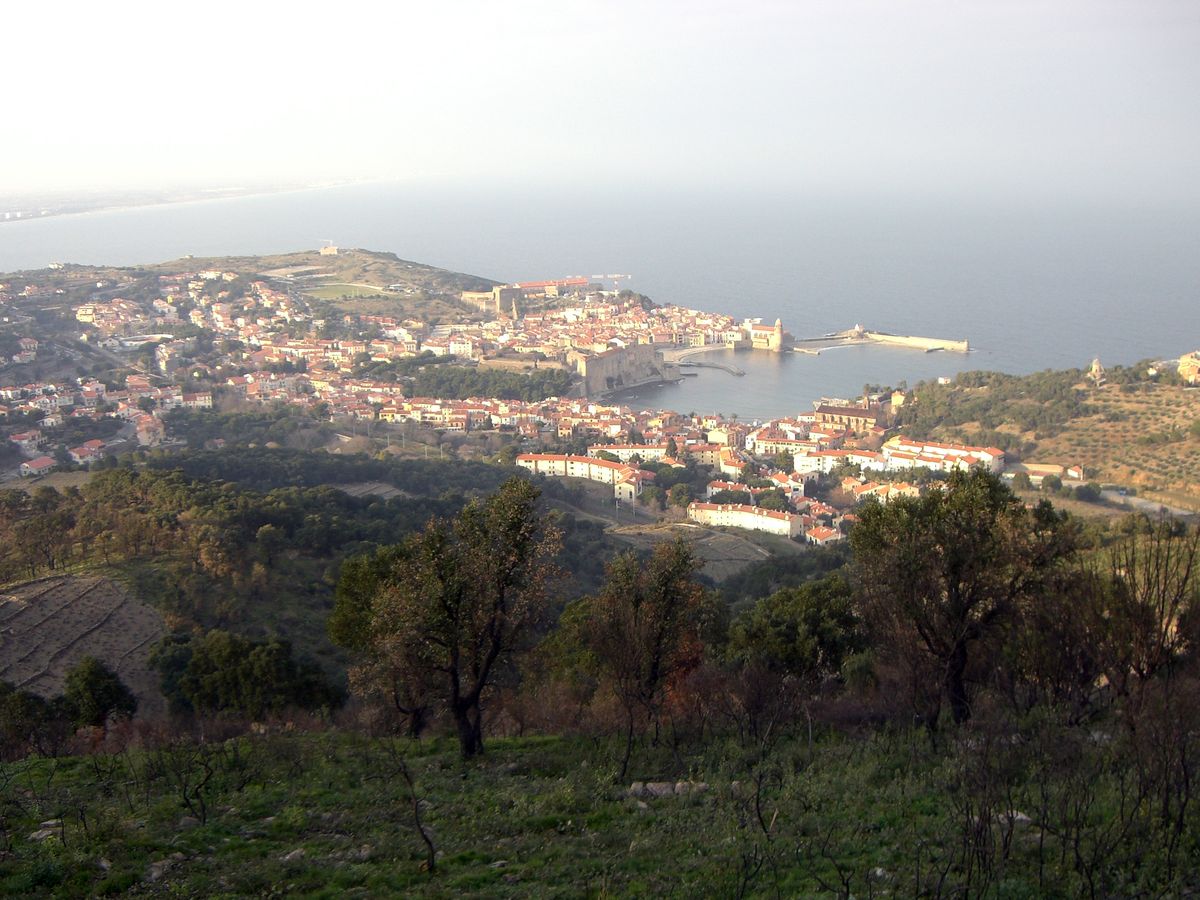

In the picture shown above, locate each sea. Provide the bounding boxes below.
[2,181,1197,421]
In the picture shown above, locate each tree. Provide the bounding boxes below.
[727,575,863,682]
[349,477,561,757]
[710,489,753,506]
[63,656,137,730]
[637,485,664,509]
[668,483,692,508]
[330,546,435,737]
[725,576,865,741]
[153,631,338,719]
[851,469,1072,727]
[582,539,708,777]
[1092,517,1199,701]
[756,489,791,512]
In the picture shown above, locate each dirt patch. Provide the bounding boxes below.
[0,575,167,718]
[334,481,413,500]
[609,522,801,583]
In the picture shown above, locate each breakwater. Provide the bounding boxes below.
[679,361,745,376]
[860,331,969,353]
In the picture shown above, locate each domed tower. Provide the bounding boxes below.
[771,318,783,352]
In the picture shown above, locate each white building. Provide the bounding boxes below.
[687,502,803,539]
[516,453,653,502]
[587,443,670,463]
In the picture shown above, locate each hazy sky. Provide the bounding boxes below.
[5,0,1199,205]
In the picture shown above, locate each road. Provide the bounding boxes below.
[1098,490,1196,519]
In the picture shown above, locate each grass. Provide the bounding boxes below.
[302,283,390,301]
[3,723,1190,897]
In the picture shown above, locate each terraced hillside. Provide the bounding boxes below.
[1033,383,1200,508]
[0,576,166,718]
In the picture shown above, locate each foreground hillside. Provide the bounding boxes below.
[4,723,1196,898]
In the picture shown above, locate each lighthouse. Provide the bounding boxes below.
[770,318,783,352]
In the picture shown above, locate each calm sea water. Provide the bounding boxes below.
[2,182,1197,419]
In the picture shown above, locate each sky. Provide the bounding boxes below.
[5,0,1199,206]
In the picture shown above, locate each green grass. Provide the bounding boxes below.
[4,725,1193,897]
[302,283,389,300]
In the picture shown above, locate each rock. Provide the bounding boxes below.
[281,848,306,863]
[627,781,645,798]
[674,781,690,795]
[145,859,175,882]
[645,781,675,798]
[39,819,62,829]
[635,800,649,812]
[27,829,57,842]
[353,845,373,862]
[98,858,112,872]
[489,859,509,868]
[177,815,201,829]
[872,867,888,879]
[1002,810,1033,826]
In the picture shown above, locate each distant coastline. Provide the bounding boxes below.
[0,179,371,227]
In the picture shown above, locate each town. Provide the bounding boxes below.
[1,249,1189,543]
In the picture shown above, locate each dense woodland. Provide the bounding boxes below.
[351,353,577,401]
[1,449,1198,894]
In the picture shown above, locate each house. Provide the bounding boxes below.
[806,525,844,546]
[19,456,57,477]
[814,403,879,433]
[8,430,43,455]
[1179,350,1200,385]
[68,445,103,465]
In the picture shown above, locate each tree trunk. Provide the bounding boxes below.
[619,705,635,780]
[453,701,484,758]
[946,641,971,724]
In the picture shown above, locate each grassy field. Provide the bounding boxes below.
[8,471,92,494]
[3,722,1192,898]
[302,283,390,301]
